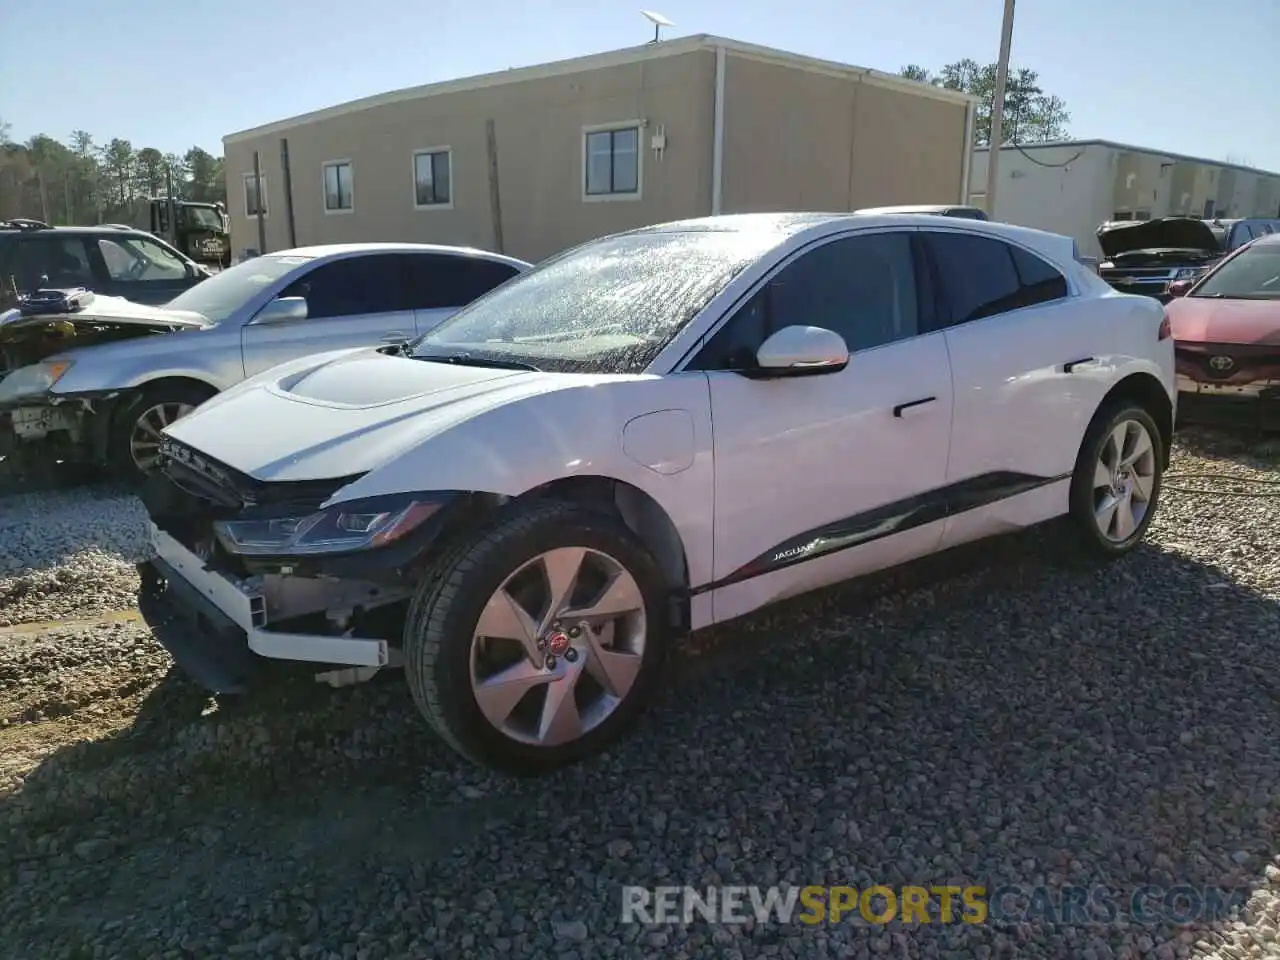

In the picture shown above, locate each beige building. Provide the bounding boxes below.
[970,139,1280,259]
[223,35,978,263]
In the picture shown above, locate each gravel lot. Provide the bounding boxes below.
[2,427,1280,960]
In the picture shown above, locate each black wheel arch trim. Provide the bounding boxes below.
[689,469,1071,596]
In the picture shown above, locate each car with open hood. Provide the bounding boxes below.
[1096,217,1224,301]
[1164,232,1280,426]
[0,242,530,480]
[135,211,1176,774]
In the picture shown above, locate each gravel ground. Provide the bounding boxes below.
[2,428,1280,960]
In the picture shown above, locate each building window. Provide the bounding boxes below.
[323,160,354,213]
[244,173,268,218]
[413,148,452,209]
[583,124,641,200]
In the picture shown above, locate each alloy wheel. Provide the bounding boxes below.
[1092,418,1157,542]
[468,546,647,747]
[129,402,195,472]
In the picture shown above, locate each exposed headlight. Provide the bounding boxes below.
[0,360,73,403]
[212,493,445,556]
[1174,267,1205,281]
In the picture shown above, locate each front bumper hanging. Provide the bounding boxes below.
[139,525,400,694]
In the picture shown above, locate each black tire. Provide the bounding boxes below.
[1068,400,1165,558]
[404,500,671,774]
[107,381,217,483]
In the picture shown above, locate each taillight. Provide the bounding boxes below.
[1158,314,1172,340]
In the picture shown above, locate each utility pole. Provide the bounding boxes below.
[984,0,1016,218]
[35,169,49,222]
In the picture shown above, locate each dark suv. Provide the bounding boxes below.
[0,219,209,306]
[1095,217,1222,302]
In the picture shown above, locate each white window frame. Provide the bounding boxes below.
[581,120,644,203]
[243,172,268,219]
[411,147,454,211]
[321,159,355,215]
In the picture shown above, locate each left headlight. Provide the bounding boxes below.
[0,360,73,403]
[1173,267,1205,281]
[212,493,446,557]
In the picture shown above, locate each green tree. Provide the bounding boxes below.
[135,147,165,197]
[163,152,189,198]
[100,138,136,205]
[0,128,227,222]
[183,146,223,202]
[899,59,1070,146]
[67,130,99,221]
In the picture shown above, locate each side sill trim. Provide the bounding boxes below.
[689,469,1070,596]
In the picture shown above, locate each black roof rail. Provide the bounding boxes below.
[0,218,52,230]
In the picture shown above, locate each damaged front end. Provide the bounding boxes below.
[137,438,489,693]
[0,292,205,466]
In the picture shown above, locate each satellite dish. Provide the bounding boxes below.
[641,10,674,43]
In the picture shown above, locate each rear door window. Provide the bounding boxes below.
[15,236,96,290]
[923,232,1068,330]
[280,254,408,319]
[403,253,521,310]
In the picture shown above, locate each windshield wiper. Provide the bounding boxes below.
[413,351,541,372]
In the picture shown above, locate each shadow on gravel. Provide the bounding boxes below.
[3,522,1280,957]
[1175,423,1280,468]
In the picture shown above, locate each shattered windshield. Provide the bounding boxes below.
[410,230,782,373]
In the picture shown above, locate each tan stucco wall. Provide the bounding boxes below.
[225,51,716,263]
[719,56,969,213]
[224,46,971,263]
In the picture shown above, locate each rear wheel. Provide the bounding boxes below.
[1068,401,1164,557]
[108,381,216,483]
[404,500,670,773]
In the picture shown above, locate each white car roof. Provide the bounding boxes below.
[629,212,1079,269]
[268,242,530,268]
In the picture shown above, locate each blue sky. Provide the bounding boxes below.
[2,0,1276,171]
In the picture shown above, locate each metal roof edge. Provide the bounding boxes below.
[700,36,977,106]
[973,139,1280,179]
[223,33,973,146]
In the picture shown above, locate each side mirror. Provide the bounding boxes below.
[1166,279,1193,298]
[754,325,849,376]
[252,296,308,325]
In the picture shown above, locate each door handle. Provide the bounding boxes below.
[381,331,410,343]
[1063,357,1094,373]
[893,396,936,418]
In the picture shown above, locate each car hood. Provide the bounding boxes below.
[163,348,625,482]
[1096,218,1221,259]
[0,294,211,334]
[1166,297,1280,345]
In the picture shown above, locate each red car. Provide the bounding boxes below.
[1165,232,1280,426]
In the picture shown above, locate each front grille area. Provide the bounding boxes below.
[1105,267,1175,281]
[1176,344,1280,383]
[157,438,362,512]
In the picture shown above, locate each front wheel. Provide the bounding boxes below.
[108,382,216,483]
[404,500,671,773]
[1067,401,1164,557]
